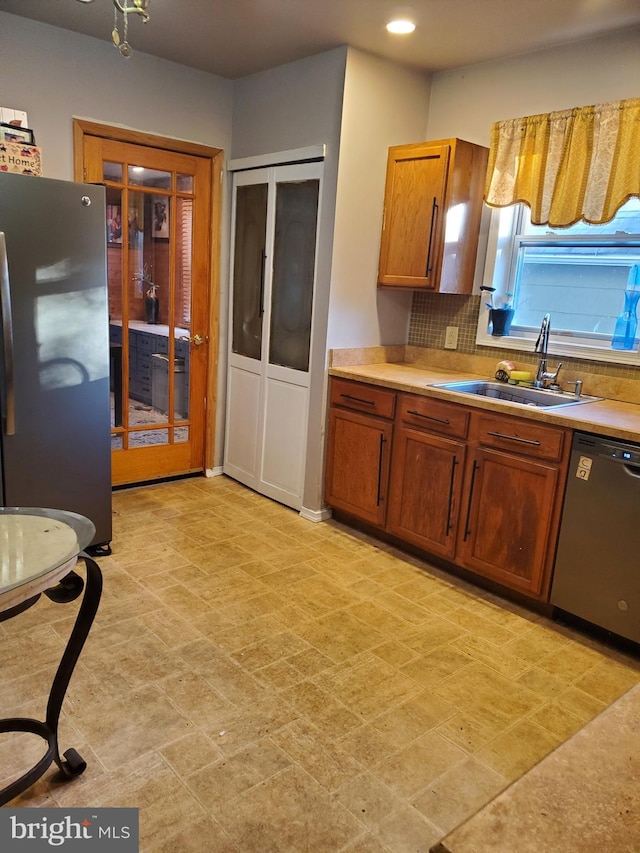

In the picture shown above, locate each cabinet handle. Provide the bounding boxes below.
[425,196,439,277]
[258,249,266,317]
[486,430,541,447]
[463,460,479,541]
[341,393,375,406]
[376,433,386,506]
[407,409,450,425]
[446,456,458,535]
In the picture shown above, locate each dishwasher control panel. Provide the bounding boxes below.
[604,445,640,464]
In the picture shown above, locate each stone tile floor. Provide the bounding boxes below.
[2,475,639,851]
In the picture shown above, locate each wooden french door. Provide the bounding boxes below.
[76,122,219,485]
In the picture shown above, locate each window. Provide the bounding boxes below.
[477,198,640,363]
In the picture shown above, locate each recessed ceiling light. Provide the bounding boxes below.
[387,19,416,35]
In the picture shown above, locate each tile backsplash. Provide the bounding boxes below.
[408,292,640,382]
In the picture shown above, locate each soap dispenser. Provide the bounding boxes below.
[612,265,640,351]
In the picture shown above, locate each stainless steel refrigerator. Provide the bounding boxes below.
[0,172,112,549]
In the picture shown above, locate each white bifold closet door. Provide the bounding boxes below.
[223,162,322,510]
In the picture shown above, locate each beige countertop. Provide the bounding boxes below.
[431,681,640,853]
[110,320,189,338]
[329,361,640,443]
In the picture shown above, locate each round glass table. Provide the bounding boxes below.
[0,507,103,805]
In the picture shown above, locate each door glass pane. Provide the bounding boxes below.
[103,161,122,182]
[128,190,171,443]
[232,183,268,359]
[269,179,319,371]
[128,427,169,446]
[128,165,171,189]
[177,174,194,192]
[175,197,192,331]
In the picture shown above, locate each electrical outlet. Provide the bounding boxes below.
[444,326,459,349]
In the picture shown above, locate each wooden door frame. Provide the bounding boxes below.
[73,118,223,471]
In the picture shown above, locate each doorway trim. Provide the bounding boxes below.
[73,117,223,471]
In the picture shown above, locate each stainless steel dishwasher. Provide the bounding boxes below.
[551,431,640,644]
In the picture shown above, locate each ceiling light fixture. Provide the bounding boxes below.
[386,19,416,35]
[76,0,151,58]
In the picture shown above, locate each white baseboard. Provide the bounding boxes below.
[299,505,332,523]
[206,467,224,478]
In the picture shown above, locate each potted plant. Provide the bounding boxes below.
[481,286,514,336]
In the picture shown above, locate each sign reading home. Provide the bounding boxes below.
[0,809,139,851]
[0,142,43,175]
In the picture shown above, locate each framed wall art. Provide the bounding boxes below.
[0,123,35,145]
[152,196,169,241]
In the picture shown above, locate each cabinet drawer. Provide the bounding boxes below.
[399,394,469,438]
[330,378,396,419]
[153,335,169,354]
[474,412,567,462]
[136,333,155,353]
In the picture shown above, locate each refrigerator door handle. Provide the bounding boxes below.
[0,232,16,435]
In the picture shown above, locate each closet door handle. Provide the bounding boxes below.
[258,249,266,317]
[376,433,387,506]
[0,233,16,436]
[425,197,438,277]
[463,461,479,541]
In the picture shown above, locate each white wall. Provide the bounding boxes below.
[426,26,640,146]
[298,48,431,514]
[0,13,233,179]
[327,49,431,351]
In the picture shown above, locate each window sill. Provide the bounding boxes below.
[476,326,640,366]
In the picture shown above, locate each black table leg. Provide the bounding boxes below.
[0,553,102,806]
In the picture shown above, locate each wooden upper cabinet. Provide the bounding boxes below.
[377,138,489,292]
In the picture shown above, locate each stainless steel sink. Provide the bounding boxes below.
[432,380,602,409]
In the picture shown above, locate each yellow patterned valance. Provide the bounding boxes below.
[484,98,640,227]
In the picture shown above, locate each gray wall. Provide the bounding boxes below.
[426,27,640,147]
[0,12,234,179]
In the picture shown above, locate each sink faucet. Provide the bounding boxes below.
[534,313,562,388]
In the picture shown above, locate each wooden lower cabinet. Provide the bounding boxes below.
[324,407,393,527]
[456,447,562,598]
[387,425,466,560]
[325,378,571,603]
